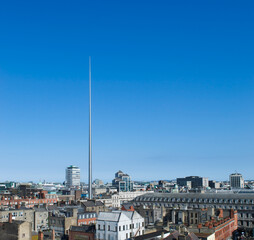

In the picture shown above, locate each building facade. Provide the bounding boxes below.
[177,176,209,189]
[66,165,80,188]
[96,210,145,240]
[112,191,149,208]
[230,173,244,189]
[0,207,48,232]
[133,192,254,229]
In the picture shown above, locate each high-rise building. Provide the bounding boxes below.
[66,165,80,188]
[177,176,209,189]
[230,173,244,189]
[112,170,134,192]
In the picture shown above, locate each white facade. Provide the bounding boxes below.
[65,165,80,188]
[112,191,153,208]
[230,173,244,188]
[96,211,145,240]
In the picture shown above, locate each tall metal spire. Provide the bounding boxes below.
[88,56,92,199]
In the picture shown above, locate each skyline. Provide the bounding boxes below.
[0,0,253,182]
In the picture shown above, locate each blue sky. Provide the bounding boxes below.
[0,1,253,183]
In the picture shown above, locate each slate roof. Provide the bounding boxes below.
[70,225,95,233]
[82,200,104,207]
[135,192,254,200]
[134,230,169,240]
[97,210,143,222]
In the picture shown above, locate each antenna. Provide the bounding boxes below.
[88,56,92,199]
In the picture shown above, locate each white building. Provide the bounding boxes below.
[112,191,153,208]
[230,173,244,189]
[96,210,145,240]
[65,165,80,188]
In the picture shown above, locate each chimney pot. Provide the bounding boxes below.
[8,213,12,223]
[38,230,44,240]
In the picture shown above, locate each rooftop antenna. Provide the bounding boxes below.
[88,56,92,199]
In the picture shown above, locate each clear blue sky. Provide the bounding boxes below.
[0,0,253,183]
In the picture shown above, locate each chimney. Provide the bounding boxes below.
[230,209,234,218]
[218,209,223,219]
[8,213,12,223]
[38,230,44,240]
[52,229,55,240]
[16,202,21,209]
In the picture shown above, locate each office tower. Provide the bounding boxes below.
[66,165,80,188]
[177,176,209,189]
[112,170,134,192]
[230,173,244,189]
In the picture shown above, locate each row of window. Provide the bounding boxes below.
[137,197,254,204]
[78,213,96,219]
[98,222,144,231]
[238,213,254,218]
[78,220,95,225]
[134,202,254,210]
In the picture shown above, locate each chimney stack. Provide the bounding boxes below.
[8,213,12,223]
[52,229,55,240]
[38,230,44,240]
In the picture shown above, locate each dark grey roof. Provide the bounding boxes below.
[0,207,33,212]
[34,208,48,212]
[122,203,134,209]
[187,232,200,240]
[134,230,169,240]
[82,200,104,207]
[134,192,254,200]
[70,225,95,233]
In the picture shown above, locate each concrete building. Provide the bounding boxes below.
[48,208,77,236]
[112,170,134,192]
[0,206,48,232]
[81,200,107,214]
[96,210,145,240]
[69,225,95,240]
[230,173,244,189]
[112,191,149,208]
[177,176,209,189]
[134,204,164,226]
[66,165,80,188]
[209,181,221,189]
[0,214,32,240]
[133,192,254,229]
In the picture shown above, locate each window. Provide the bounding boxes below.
[126,233,128,239]
[98,224,100,230]
[123,225,125,231]
[108,225,110,231]
[130,224,132,229]
[119,226,121,231]
[115,226,117,232]
[104,225,105,230]
[142,222,144,227]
